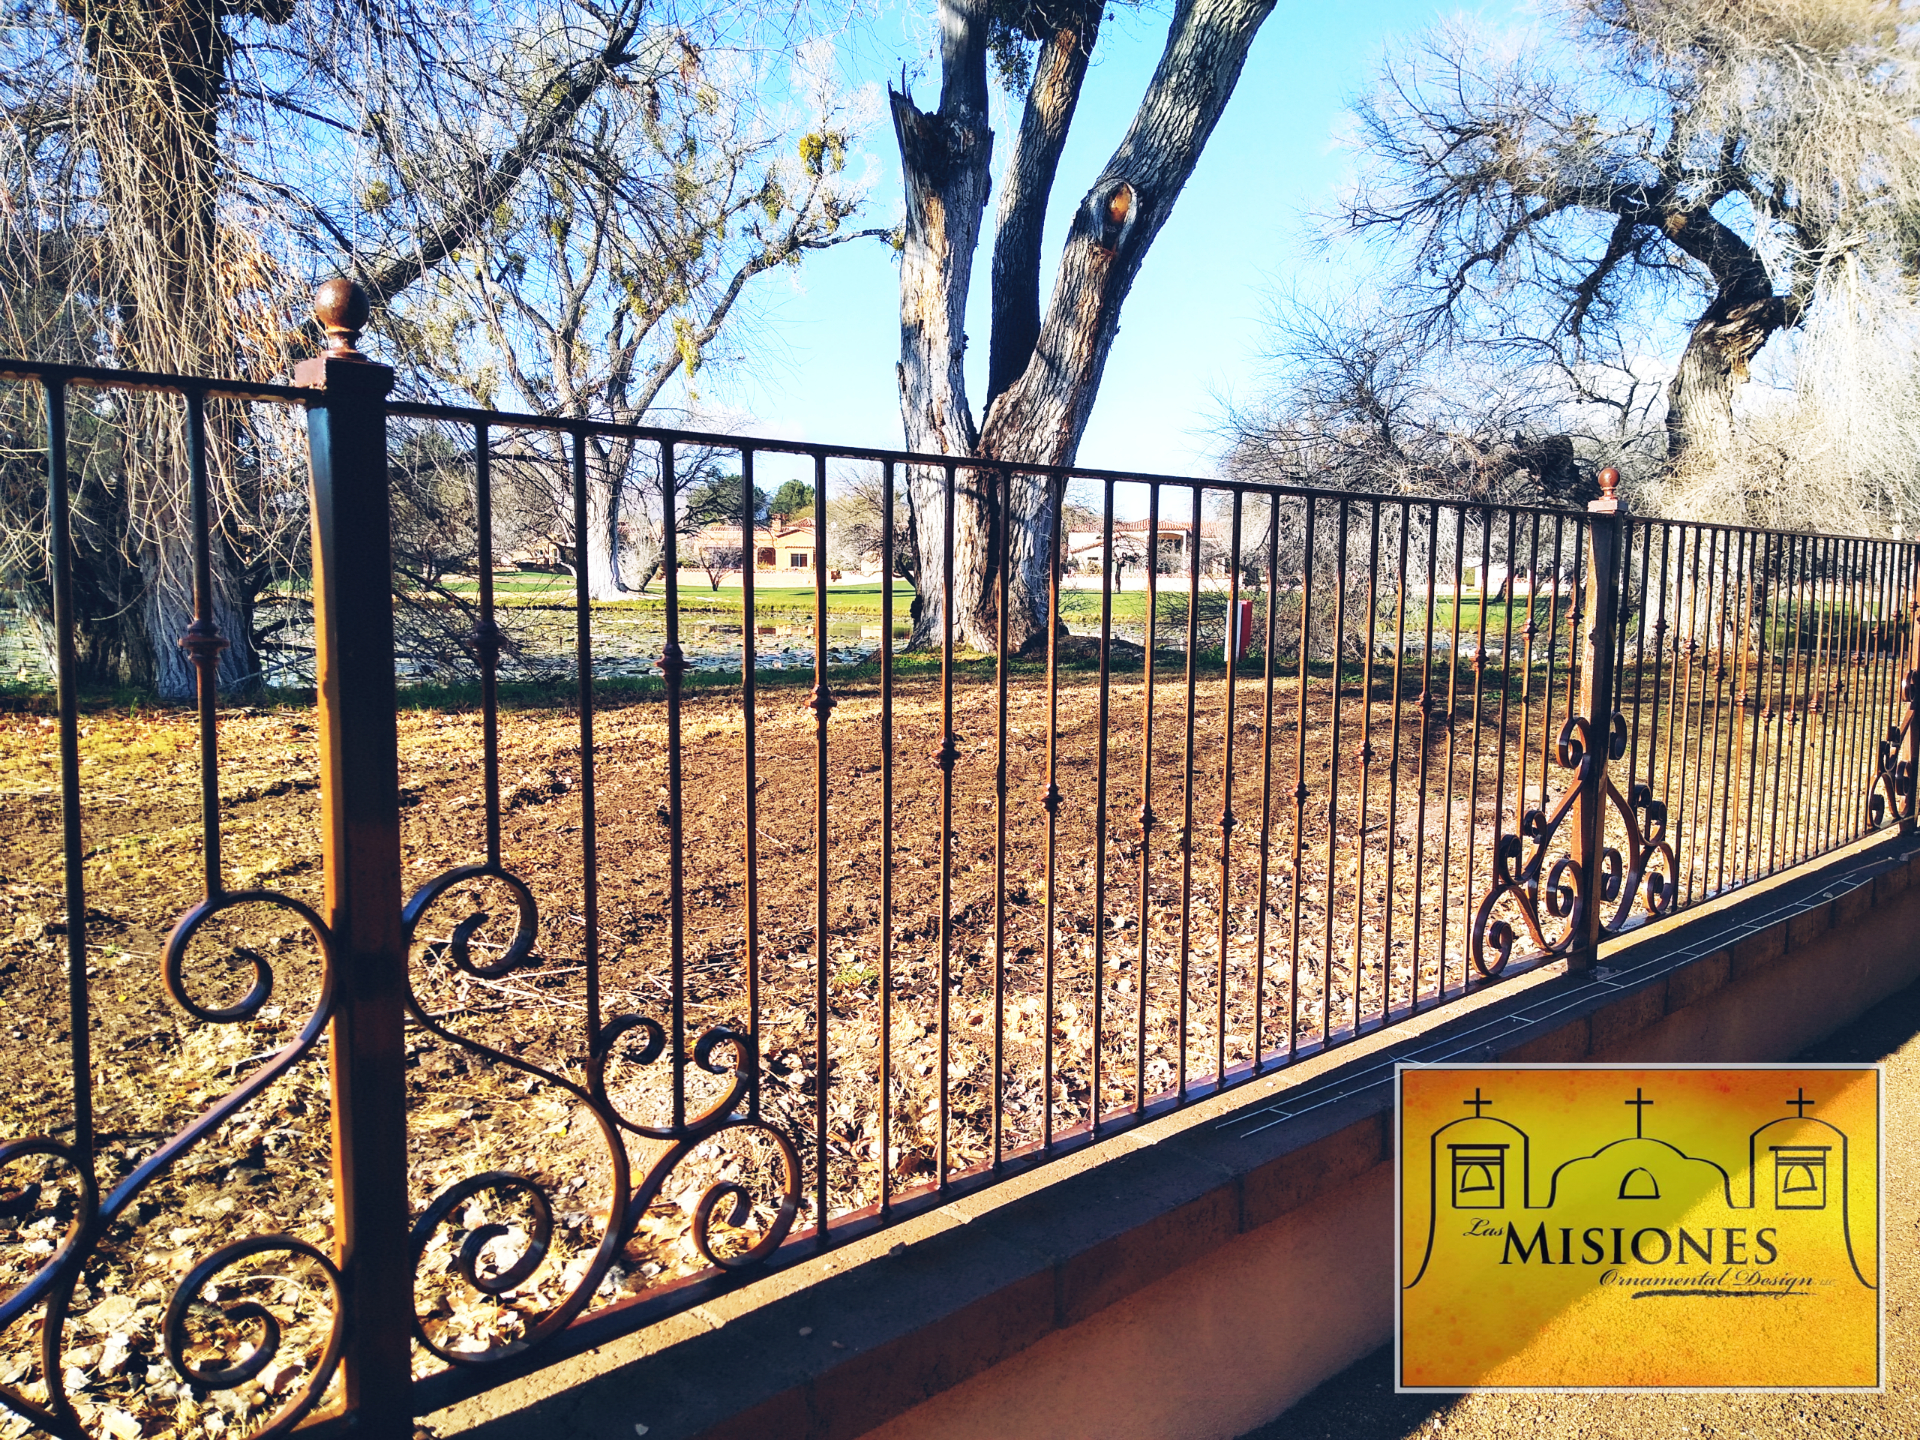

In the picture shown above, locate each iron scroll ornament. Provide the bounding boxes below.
[0,890,347,1440]
[399,864,801,1366]
[1470,713,1678,978]
[1869,669,1918,828]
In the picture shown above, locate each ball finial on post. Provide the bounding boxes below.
[313,277,372,362]
[1598,467,1620,500]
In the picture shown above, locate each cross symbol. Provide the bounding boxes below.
[1625,1087,1653,1137]
[1463,1087,1493,1118]
[1787,1087,1815,1118]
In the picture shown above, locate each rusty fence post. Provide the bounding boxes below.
[1901,533,1920,834]
[295,278,413,1435]
[1571,468,1627,972]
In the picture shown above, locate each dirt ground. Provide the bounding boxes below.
[0,635,1897,1437]
[1243,977,1920,1440]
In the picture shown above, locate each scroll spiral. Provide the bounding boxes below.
[1470,713,1676,978]
[1,890,346,1439]
[401,865,799,1367]
[1869,670,1918,828]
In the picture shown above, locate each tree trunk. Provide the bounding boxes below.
[895,0,1278,653]
[1651,205,1798,468]
[64,0,271,697]
[891,0,995,648]
[1664,293,1794,465]
[584,467,627,601]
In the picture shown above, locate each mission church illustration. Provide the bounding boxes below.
[1404,1077,1877,1293]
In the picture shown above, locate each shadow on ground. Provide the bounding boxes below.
[1238,975,1920,1440]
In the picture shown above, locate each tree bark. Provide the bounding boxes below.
[1649,204,1798,465]
[896,0,1278,653]
[62,0,274,696]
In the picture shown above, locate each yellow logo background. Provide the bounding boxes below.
[1397,1065,1881,1390]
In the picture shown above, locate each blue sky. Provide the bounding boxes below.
[719,0,1531,478]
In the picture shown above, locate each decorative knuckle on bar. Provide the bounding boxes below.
[177,618,229,663]
[656,643,691,681]
[931,732,959,771]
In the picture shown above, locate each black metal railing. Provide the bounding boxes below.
[2,283,1916,1438]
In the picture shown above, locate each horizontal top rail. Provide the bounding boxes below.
[2,350,1913,543]
[0,356,313,406]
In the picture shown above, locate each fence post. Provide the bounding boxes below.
[1572,468,1627,972]
[295,278,413,1435]
[1901,536,1920,834]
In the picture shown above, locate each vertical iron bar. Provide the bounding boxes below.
[878,459,893,1209]
[1573,475,1626,969]
[1866,540,1900,839]
[1768,535,1804,873]
[1216,490,1243,1085]
[1716,531,1750,896]
[1741,535,1774,886]
[572,431,602,1065]
[1901,538,1920,836]
[1042,472,1063,1146]
[1409,504,1438,1013]
[810,451,832,1236]
[1437,507,1467,997]
[1177,485,1202,1094]
[1287,500,1316,1058]
[1136,483,1160,1108]
[1323,499,1349,1043]
[46,378,92,1190]
[1383,503,1410,1018]
[661,440,687,1137]
[741,450,763,1120]
[1840,539,1872,845]
[1350,503,1379,1033]
[183,388,226,899]
[1678,529,1707,905]
[475,424,502,870]
[1646,524,1671,848]
[1091,479,1116,1133]
[992,467,1011,1166]
[1514,516,1540,857]
[1462,507,1492,981]
[1624,519,1650,805]
[937,464,956,1188]
[1806,536,1836,865]
[1486,509,1517,970]
[1253,502,1280,1065]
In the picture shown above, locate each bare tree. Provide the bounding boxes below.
[698,543,744,590]
[393,36,888,599]
[1332,0,1920,472]
[891,0,1281,653]
[3,0,883,691]
[1221,289,1664,505]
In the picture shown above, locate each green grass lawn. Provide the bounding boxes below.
[438,574,917,618]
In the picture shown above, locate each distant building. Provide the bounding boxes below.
[1064,517,1234,574]
[688,517,816,572]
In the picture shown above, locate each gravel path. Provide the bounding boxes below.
[1244,978,1920,1440]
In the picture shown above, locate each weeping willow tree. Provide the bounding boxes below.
[1,0,880,693]
[1657,255,1920,533]
[1326,0,1920,519]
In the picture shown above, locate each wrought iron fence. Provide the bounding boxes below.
[1,283,1917,1438]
